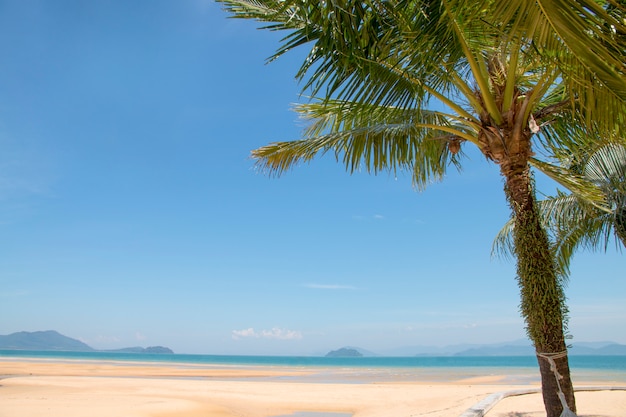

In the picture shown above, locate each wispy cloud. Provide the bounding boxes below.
[352,214,385,221]
[303,283,357,290]
[231,327,303,340]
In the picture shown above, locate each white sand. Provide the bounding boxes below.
[1,359,624,417]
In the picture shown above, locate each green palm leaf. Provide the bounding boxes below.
[496,143,626,274]
[484,0,626,127]
[252,99,469,190]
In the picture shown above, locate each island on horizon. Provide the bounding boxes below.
[0,330,173,354]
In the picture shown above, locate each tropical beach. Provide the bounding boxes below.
[2,2,625,417]
[2,357,626,417]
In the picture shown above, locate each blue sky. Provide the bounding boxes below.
[0,0,623,355]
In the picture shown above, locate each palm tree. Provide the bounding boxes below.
[496,143,626,275]
[217,1,625,415]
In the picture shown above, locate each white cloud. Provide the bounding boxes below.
[352,214,385,221]
[232,327,303,340]
[261,328,303,340]
[232,328,257,339]
[304,283,357,290]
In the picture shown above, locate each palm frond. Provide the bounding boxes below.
[498,141,626,274]
[545,194,619,267]
[492,216,516,261]
[483,0,626,130]
[529,158,609,209]
[585,143,626,188]
[297,99,478,140]
[219,0,488,113]
[441,0,503,124]
[494,192,615,275]
[252,99,469,190]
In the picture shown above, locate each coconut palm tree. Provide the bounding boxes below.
[495,142,626,275]
[217,1,625,415]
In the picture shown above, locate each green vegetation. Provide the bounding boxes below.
[497,143,626,275]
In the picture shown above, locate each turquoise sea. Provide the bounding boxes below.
[2,350,626,384]
[2,349,626,370]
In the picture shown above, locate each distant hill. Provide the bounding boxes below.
[455,344,535,356]
[325,346,380,357]
[454,342,626,356]
[0,330,94,351]
[568,343,626,356]
[326,347,363,357]
[360,340,626,357]
[0,331,173,354]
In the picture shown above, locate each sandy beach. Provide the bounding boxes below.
[1,359,625,417]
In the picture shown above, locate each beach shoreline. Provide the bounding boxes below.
[1,358,625,417]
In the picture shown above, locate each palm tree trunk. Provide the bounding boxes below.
[501,158,577,417]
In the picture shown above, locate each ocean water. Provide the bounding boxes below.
[2,350,625,384]
[2,349,626,369]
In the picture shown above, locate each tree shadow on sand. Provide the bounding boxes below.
[502,414,610,417]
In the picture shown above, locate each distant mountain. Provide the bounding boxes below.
[108,346,174,354]
[374,339,530,357]
[357,340,626,357]
[382,343,483,357]
[568,343,626,356]
[570,341,617,349]
[454,344,535,356]
[0,330,94,351]
[324,346,381,357]
[326,347,363,357]
[0,331,173,354]
[454,341,626,356]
